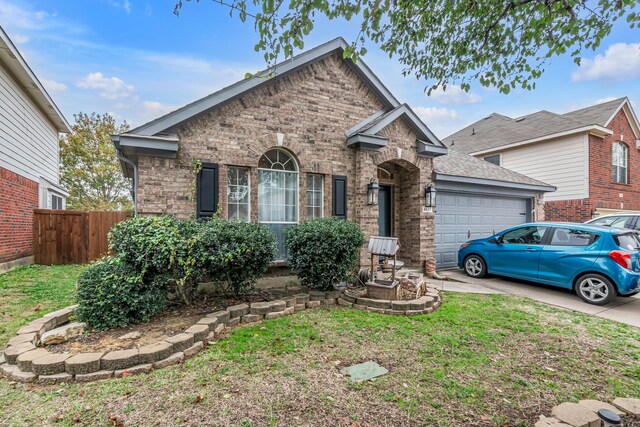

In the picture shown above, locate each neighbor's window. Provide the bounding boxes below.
[501,226,547,244]
[227,166,250,221]
[51,194,64,210]
[612,142,628,184]
[549,228,597,246]
[484,154,501,166]
[306,174,324,219]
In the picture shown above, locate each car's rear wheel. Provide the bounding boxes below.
[464,255,487,278]
[575,274,616,306]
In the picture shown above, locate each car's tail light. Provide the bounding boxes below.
[608,250,632,269]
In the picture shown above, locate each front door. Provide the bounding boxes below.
[378,185,393,237]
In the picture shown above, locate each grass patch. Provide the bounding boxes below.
[1,282,638,426]
[0,264,84,345]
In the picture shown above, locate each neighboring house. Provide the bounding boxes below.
[113,38,552,269]
[443,98,640,222]
[0,27,71,271]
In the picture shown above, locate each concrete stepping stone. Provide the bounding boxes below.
[612,398,640,415]
[138,342,173,364]
[578,400,625,416]
[5,342,37,364]
[551,402,600,427]
[535,416,572,426]
[16,348,50,371]
[31,353,70,375]
[65,352,103,375]
[340,361,388,382]
[101,349,139,371]
[165,333,194,353]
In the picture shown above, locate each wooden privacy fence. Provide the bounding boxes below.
[33,210,133,265]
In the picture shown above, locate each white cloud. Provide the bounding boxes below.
[41,78,68,93]
[11,33,29,44]
[428,85,482,105]
[572,43,640,82]
[77,72,135,99]
[142,101,178,117]
[414,106,459,122]
[123,0,131,14]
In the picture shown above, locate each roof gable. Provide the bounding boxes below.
[129,37,401,137]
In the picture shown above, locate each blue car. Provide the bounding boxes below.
[457,222,640,305]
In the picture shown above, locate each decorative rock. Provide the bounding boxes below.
[101,349,139,371]
[408,299,426,310]
[138,342,173,364]
[185,325,209,342]
[337,299,353,307]
[5,342,37,364]
[535,415,572,426]
[165,333,194,353]
[207,310,230,323]
[11,370,37,383]
[308,291,325,301]
[306,300,321,308]
[294,294,310,304]
[242,314,263,323]
[282,297,297,308]
[115,363,152,377]
[578,400,625,416]
[31,353,70,375]
[340,293,357,303]
[65,352,103,375]
[40,322,86,345]
[196,317,219,331]
[294,303,306,311]
[118,331,141,340]
[37,373,72,384]
[612,398,640,415]
[213,323,225,336]
[391,300,412,310]
[75,370,113,382]
[184,341,204,358]
[7,333,37,347]
[153,352,184,369]
[16,348,50,371]
[265,311,285,320]
[357,298,391,309]
[551,402,600,427]
[227,304,250,318]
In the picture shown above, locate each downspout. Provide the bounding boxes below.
[116,150,138,215]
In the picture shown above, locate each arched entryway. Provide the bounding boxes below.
[257,148,299,260]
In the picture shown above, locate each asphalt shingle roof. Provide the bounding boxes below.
[443,98,625,154]
[433,149,554,189]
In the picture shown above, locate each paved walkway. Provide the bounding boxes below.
[433,269,640,328]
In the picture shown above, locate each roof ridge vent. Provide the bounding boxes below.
[515,117,525,122]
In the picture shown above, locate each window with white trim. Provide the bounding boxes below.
[51,194,64,210]
[612,142,628,184]
[258,149,299,223]
[306,174,324,219]
[227,166,250,221]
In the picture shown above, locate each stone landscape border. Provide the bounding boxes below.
[535,397,640,426]
[0,287,442,384]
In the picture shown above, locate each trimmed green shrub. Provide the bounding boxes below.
[76,256,167,331]
[285,218,365,290]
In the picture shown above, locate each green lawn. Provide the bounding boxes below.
[1,266,639,426]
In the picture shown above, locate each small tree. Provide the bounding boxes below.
[60,112,133,211]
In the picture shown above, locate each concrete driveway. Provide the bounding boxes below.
[435,269,640,328]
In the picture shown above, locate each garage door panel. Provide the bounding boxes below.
[435,192,529,268]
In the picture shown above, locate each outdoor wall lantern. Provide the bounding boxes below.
[424,184,436,210]
[367,178,380,206]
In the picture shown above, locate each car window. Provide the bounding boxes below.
[501,226,547,245]
[614,233,640,250]
[549,228,597,246]
[589,216,630,228]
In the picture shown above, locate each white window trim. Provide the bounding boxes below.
[306,174,324,219]
[227,166,251,222]
[612,141,628,184]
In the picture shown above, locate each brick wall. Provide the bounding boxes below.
[544,199,593,222]
[0,167,38,263]
[136,53,436,267]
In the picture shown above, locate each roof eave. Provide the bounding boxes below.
[346,133,388,149]
[605,98,640,139]
[112,133,180,179]
[434,173,556,193]
[417,141,448,158]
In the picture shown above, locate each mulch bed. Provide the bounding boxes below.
[46,294,268,355]
[623,414,640,426]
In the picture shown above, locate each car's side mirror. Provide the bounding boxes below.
[496,235,504,244]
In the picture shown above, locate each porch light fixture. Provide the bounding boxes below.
[367,178,380,206]
[424,184,436,209]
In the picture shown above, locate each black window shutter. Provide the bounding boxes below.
[332,175,347,219]
[197,163,219,218]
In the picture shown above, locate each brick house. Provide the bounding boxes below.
[443,98,640,222]
[114,38,552,268]
[0,27,70,272]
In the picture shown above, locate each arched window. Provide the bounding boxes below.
[258,148,299,259]
[612,142,628,184]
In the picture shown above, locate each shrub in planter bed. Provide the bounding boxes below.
[285,218,365,290]
[76,256,167,331]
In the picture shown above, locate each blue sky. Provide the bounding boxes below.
[1,0,638,138]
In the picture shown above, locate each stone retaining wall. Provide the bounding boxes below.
[0,287,442,384]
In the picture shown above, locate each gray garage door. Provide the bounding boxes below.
[435,192,530,268]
